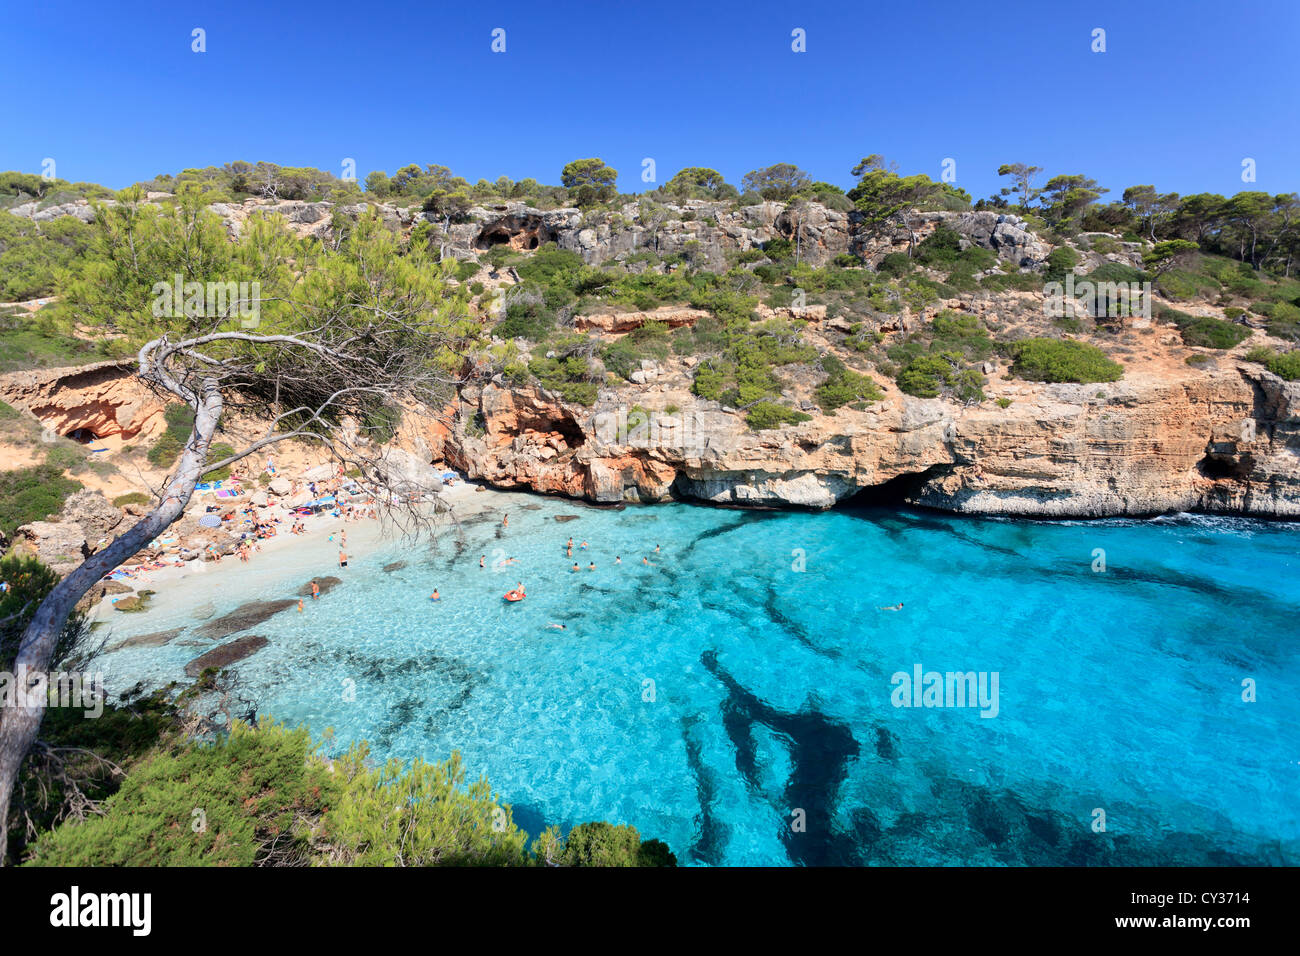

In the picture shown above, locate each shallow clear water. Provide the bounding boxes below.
[97,496,1300,866]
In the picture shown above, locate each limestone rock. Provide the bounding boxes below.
[184,635,270,678]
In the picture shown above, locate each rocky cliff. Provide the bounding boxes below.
[442,345,1300,518]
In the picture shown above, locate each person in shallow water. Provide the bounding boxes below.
[547,622,566,630]
[878,602,904,611]
[572,562,580,572]
[480,555,485,568]
[430,589,440,601]
[310,580,320,600]
[587,561,596,571]
[615,556,622,564]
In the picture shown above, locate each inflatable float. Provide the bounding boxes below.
[503,589,525,602]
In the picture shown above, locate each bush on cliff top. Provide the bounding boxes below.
[745,401,811,431]
[815,355,885,412]
[1008,337,1123,384]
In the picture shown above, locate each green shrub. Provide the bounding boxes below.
[528,353,599,406]
[112,492,151,508]
[1266,350,1300,380]
[202,443,237,481]
[0,464,83,537]
[745,401,811,430]
[815,356,885,412]
[146,431,184,467]
[980,272,1042,292]
[1179,316,1248,350]
[875,253,911,278]
[0,400,19,421]
[1008,338,1123,383]
[1087,262,1145,285]
[1268,301,1300,340]
[25,721,334,866]
[149,403,198,467]
[544,822,676,867]
[1043,247,1079,282]
[26,719,676,868]
[762,237,793,259]
[1158,306,1250,349]
[897,352,962,398]
[44,445,85,472]
[996,397,1013,408]
[496,297,554,341]
[915,225,963,265]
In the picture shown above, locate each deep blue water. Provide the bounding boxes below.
[99,496,1300,866]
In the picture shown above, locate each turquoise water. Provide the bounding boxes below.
[99,496,1300,866]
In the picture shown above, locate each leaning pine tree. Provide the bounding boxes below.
[0,189,477,863]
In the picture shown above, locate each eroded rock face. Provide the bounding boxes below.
[443,363,1300,518]
[0,359,165,444]
[14,521,87,574]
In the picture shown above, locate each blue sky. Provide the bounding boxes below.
[2,0,1297,201]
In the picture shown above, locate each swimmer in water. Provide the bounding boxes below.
[878,602,904,611]
[480,555,485,568]
[572,562,580,572]
[615,556,622,565]
[654,544,660,553]
[297,600,303,613]
[587,561,596,571]
[547,622,567,630]
[430,589,441,601]
[580,541,588,550]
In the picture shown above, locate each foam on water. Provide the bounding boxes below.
[95,494,1300,865]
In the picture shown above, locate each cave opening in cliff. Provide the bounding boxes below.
[840,465,950,509]
[520,412,586,449]
[66,428,99,443]
[1197,454,1252,481]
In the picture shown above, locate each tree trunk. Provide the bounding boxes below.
[0,377,222,864]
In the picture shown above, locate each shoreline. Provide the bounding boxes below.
[88,480,516,624]
[89,477,1300,626]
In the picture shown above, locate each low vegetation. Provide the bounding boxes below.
[1008,338,1124,384]
[0,465,82,537]
[25,719,674,867]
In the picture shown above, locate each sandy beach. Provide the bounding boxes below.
[87,479,515,625]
